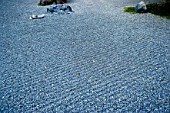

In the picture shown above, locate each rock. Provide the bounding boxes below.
[47,4,73,14]
[39,0,67,6]
[53,0,63,4]
[54,0,67,4]
[39,0,53,5]
[135,1,147,13]
[30,14,45,19]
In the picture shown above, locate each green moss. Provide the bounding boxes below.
[147,3,170,19]
[123,6,136,14]
[123,3,170,19]
[37,3,45,6]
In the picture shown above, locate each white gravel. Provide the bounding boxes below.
[0,0,170,112]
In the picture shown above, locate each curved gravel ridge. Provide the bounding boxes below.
[0,0,170,112]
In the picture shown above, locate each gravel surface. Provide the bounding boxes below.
[0,0,170,112]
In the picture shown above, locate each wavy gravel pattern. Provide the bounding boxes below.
[0,0,170,112]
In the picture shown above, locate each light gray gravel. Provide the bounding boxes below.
[0,0,170,112]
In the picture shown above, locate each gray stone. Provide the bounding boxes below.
[135,1,148,13]
[47,4,73,14]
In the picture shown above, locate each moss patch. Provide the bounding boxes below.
[123,6,136,14]
[37,3,45,6]
[123,3,170,19]
[147,3,170,19]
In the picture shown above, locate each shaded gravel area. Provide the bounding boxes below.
[0,0,170,112]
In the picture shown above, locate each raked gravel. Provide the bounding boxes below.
[0,0,170,112]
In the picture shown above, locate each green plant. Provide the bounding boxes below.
[37,3,45,6]
[123,6,136,14]
[123,3,170,19]
[146,3,170,19]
